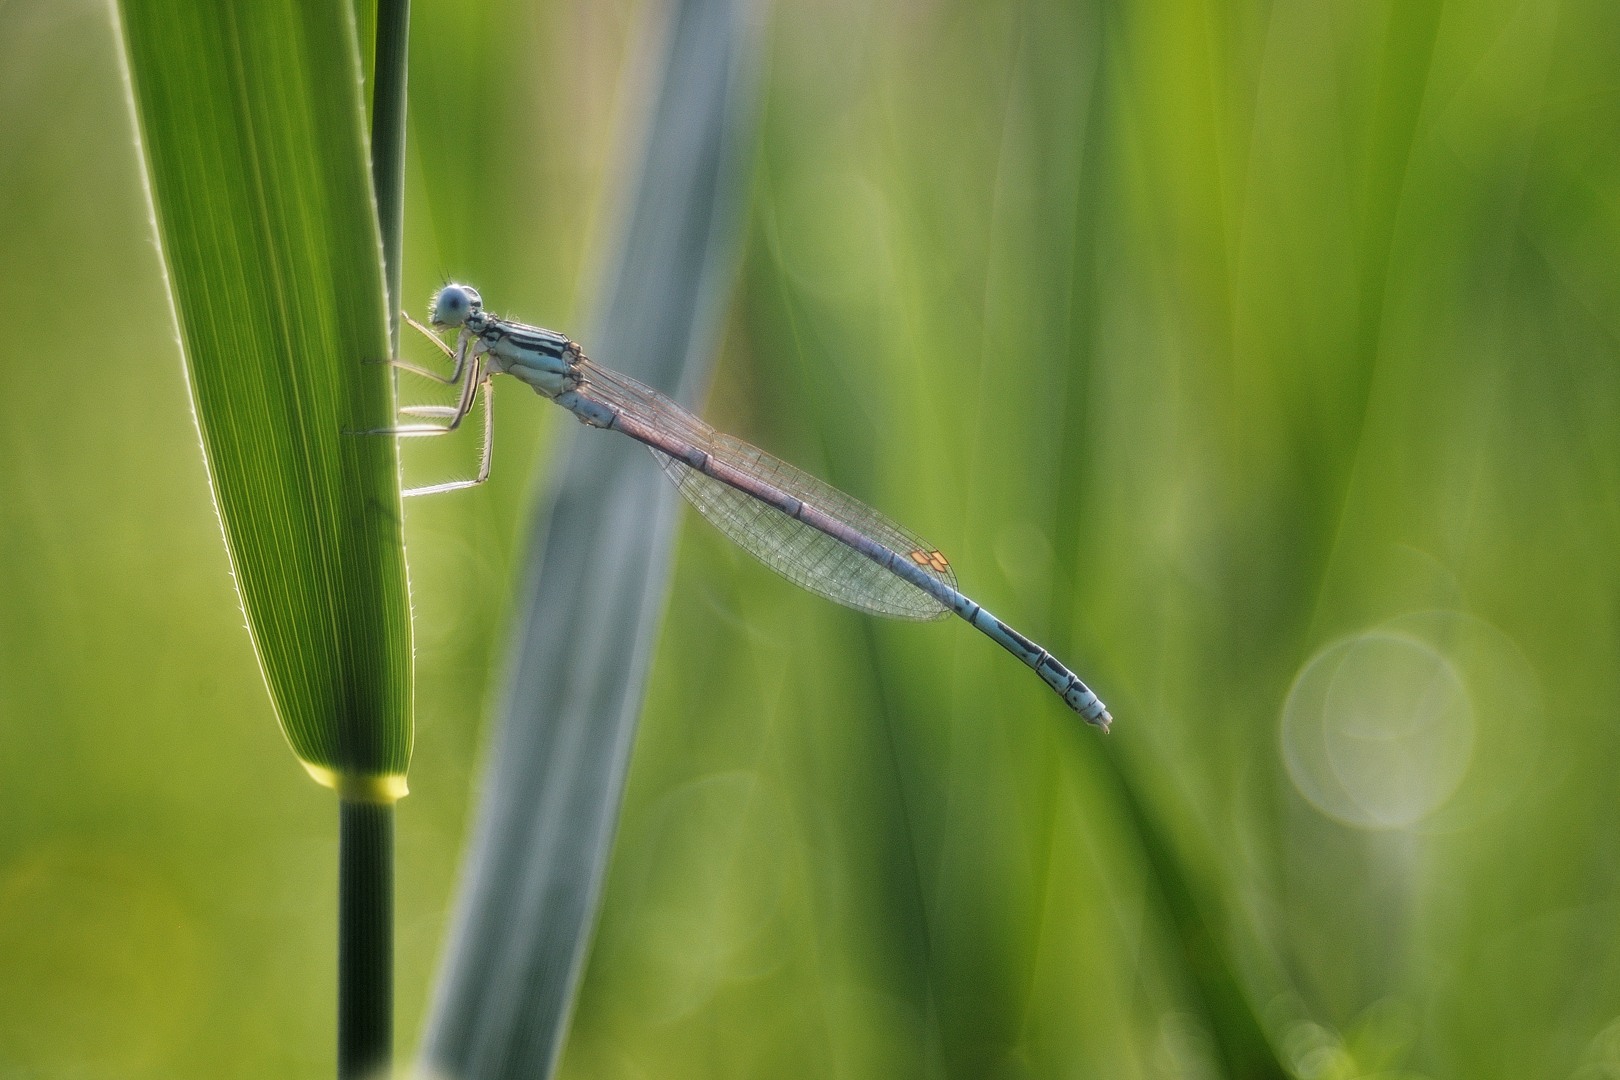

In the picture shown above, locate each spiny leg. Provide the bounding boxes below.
[358,322,467,437]
[355,354,484,436]
[403,311,454,358]
[403,376,495,497]
[380,357,462,385]
[360,327,498,494]
[475,375,494,482]
[372,314,466,385]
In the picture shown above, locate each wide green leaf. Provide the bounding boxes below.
[117,0,412,794]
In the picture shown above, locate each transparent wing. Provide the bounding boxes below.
[658,434,955,621]
[580,361,956,621]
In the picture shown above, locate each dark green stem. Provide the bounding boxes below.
[338,799,394,1080]
[337,12,407,1078]
[369,0,409,346]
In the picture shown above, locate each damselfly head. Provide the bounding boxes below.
[430,283,483,328]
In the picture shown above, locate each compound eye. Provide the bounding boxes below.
[431,284,482,327]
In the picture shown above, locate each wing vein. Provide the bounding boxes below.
[579,360,955,621]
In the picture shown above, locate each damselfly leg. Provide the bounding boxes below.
[362,312,496,495]
[398,375,494,496]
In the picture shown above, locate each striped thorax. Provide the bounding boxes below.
[430,283,582,398]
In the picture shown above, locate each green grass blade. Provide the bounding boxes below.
[418,1,763,1074]
[1101,742,1290,1079]
[1061,29,1289,1075]
[116,0,412,794]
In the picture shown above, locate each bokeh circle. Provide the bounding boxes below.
[1282,630,1476,829]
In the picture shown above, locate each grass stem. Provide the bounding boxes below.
[370,0,409,346]
[338,9,407,1076]
[338,799,394,1079]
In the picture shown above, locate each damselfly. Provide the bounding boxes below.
[380,284,1110,729]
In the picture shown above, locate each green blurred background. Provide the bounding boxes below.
[3,0,1619,1076]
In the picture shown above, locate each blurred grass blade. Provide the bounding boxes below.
[419,0,764,1075]
[115,0,412,794]
[1060,37,1289,1075]
[1103,743,1289,1079]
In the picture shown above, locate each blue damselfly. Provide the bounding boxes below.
[381,284,1111,728]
